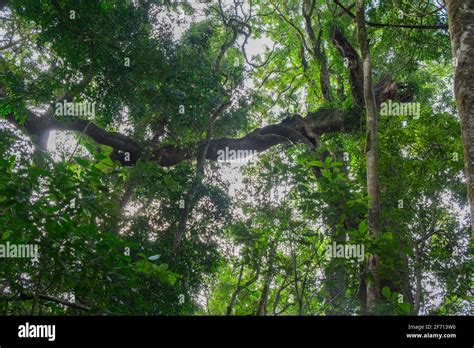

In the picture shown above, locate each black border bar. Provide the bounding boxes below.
[0,315,471,345]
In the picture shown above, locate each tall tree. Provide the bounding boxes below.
[355,0,381,311]
[445,0,474,236]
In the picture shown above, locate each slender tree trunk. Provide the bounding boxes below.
[256,245,276,316]
[226,264,244,316]
[256,270,272,315]
[302,0,332,102]
[317,52,332,103]
[172,101,231,250]
[227,264,260,316]
[336,72,345,100]
[355,0,381,312]
[325,227,347,315]
[272,277,290,315]
[445,0,474,236]
[413,245,422,315]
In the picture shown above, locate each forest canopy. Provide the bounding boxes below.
[0,0,472,316]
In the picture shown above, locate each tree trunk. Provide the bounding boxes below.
[445,0,474,236]
[256,245,276,316]
[302,0,332,102]
[355,0,381,312]
[413,244,422,315]
[226,264,244,316]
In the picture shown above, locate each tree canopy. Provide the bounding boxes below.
[0,0,471,315]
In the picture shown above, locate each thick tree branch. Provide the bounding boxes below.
[331,26,364,107]
[4,73,408,170]
[302,0,332,101]
[0,292,91,311]
[333,0,448,30]
[6,78,409,169]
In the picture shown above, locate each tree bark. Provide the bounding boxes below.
[355,0,381,312]
[2,32,410,172]
[331,27,364,107]
[256,243,277,316]
[302,0,332,102]
[413,244,422,315]
[227,264,245,316]
[445,0,474,236]
[226,264,259,315]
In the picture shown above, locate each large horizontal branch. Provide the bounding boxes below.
[50,117,142,164]
[152,108,350,167]
[333,0,448,30]
[8,107,349,167]
[5,76,409,168]
[6,112,142,164]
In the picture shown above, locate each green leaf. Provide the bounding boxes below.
[321,169,331,178]
[359,220,368,234]
[95,157,114,173]
[2,230,11,240]
[309,160,324,167]
[74,157,89,167]
[324,156,333,167]
[381,287,391,299]
[398,303,412,314]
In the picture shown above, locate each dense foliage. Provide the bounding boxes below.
[0,0,471,315]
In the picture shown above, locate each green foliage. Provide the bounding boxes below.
[0,0,470,316]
